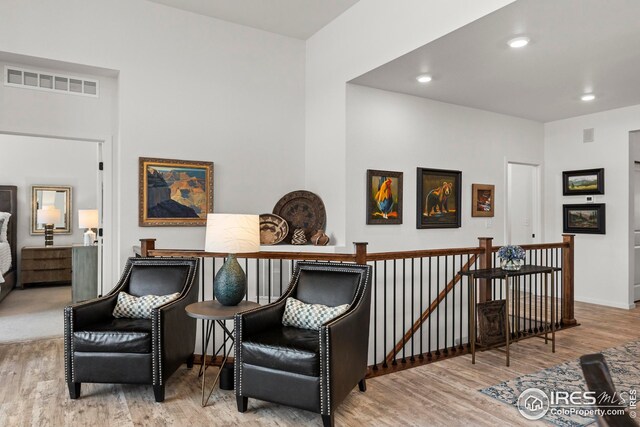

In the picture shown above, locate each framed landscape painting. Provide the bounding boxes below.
[366,169,403,225]
[471,184,494,217]
[139,157,214,226]
[417,168,462,229]
[563,203,605,234]
[562,168,604,195]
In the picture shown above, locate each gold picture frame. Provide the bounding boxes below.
[139,157,214,226]
[471,184,494,217]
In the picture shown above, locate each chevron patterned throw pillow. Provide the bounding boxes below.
[112,291,180,319]
[281,297,349,330]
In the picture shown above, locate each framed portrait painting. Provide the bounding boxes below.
[562,168,604,195]
[366,169,403,224]
[417,168,462,229]
[471,184,494,217]
[563,203,605,234]
[139,157,214,226]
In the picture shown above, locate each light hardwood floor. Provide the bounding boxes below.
[1,301,639,427]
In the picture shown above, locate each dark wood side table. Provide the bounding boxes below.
[459,265,560,366]
[185,300,260,407]
[20,246,72,287]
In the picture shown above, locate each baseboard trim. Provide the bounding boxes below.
[575,296,635,310]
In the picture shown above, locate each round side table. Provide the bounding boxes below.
[186,300,260,407]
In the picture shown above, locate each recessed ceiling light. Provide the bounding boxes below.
[508,37,530,48]
[416,74,432,83]
[581,94,596,101]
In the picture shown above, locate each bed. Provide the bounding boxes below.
[0,186,17,303]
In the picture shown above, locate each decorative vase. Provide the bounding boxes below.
[311,229,330,246]
[291,228,307,245]
[214,254,246,306]
[500,258,523,271]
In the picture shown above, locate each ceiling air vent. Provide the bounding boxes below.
[4,66,99,98]
[583,128,595,143]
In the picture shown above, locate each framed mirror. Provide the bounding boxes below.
[31,185,72,234]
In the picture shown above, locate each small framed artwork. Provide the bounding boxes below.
[139,157,214,226]
[562,168,604,195]
[563,203,605,234]
[417,168,462,229]
[476,299,506,347]
[366,169,403,224]
[471,184,494,217]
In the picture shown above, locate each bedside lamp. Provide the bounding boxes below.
[37,205,61,247]
[205,214,259,306]
[78,209,99,246]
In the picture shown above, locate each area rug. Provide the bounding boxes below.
[480,340,640,426]
[0,285,71,343]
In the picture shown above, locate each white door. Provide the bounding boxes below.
[507,163,539,245]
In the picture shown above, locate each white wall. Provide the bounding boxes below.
[0,134,98,261]
[305,0,516,247]
[346,84,545,252]
[544,104,640,309]
[0,60,117,139]
[0,0,306,286]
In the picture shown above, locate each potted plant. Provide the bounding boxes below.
[497,245,525,271]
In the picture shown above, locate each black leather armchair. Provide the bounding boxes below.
[580,354,638,427]
[234,262,372,427]
[64,257,199,402]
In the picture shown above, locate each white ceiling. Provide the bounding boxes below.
[350,0,640,123]
[147,0,360,39]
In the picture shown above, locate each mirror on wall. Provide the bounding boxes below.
[31,185,72,234]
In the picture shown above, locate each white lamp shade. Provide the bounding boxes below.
[78,209,99,229]
[204,214,260,253]
[37,205,61,225]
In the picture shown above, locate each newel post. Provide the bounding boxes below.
[562,234,577,326]
[354,242,368,265]
[140,239,156,257]
[478,237,493,302]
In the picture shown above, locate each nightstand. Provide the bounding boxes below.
[71,245,98,303]
[20,246,72,288]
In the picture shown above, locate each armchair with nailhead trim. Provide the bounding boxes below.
[64,257,199,402]
[234,262,372,427]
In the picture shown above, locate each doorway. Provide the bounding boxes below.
[0,134,104,341]
[506,162,541,245]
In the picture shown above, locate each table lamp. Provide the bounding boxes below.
[205,214,259,306]
[37,205,61,246]
[78,209,99,246]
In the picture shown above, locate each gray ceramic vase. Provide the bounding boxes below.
[214,254,246,306]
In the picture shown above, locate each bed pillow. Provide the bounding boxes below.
[282,297,349,330]
[112,291,180,319]
[0,212,10,243]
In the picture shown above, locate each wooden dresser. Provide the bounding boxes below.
[21,246,72,287]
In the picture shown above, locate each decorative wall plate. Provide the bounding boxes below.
[273,190,326,243]
[259,213,289,245]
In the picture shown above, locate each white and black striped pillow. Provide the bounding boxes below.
[112,291,180,319]
[282,297,349,330]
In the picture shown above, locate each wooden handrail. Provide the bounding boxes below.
[144,245,484,262]
[139,234,577,376]
[491,242,570,252]
[365,247,483,261]
[146,249,357,262]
